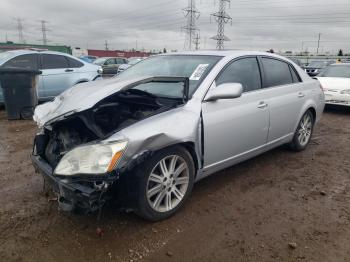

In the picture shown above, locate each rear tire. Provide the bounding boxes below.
[289,110,314,151]
[135,146,195,221]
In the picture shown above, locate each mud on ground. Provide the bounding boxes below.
[0,106,349,262]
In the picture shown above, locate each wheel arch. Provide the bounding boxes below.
[293,100,317,133]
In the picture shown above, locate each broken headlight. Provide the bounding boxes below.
[54,141,128,176]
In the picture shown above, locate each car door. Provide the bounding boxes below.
[40,54,76,99]
[65,56,84,82]
[259,57,306,145]
[1,54,44,99]
[202,57,270,174]
[103,58,118,75]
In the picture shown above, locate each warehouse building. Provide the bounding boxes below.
[0,42,72,54]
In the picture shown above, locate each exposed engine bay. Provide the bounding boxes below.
[37,89,182,167]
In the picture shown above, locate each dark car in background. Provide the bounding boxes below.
[304,60,335,76]
[93,57,128,75]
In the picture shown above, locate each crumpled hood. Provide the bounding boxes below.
[317,77,350,91]
[33,76,151,127]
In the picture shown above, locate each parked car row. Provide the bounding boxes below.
[0,50,102,103]
[286,58,350,107]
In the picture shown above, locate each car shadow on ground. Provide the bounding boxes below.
[324,104,350,115]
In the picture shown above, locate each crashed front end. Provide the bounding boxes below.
[31,129,128,213]
[31,76,196,213]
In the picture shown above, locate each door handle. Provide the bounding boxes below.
[298,92,305,98]
[65,69,74,72]
[257,101,268,109]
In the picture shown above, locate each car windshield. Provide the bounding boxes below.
[93,58,107,65]
[318,65,350,78]
[117,55,222,98]
[308,61,331,68]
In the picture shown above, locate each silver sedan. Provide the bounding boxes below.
[32,51,325,221]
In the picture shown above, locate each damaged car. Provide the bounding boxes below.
[31,51,325,221]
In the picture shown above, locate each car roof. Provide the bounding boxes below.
[161,50,291,61]
[3,49,72,56]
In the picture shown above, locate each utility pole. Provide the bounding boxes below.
[210,0,232,50]
[194,33,200,50]
[316,33,321,54]
[181,0,200,51]
[40,20,50,45]
[15,18,25,44]
[105,40,109,51]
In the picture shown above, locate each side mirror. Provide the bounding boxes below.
[205,83,243,101]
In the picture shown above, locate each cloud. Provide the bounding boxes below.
[0,0,349,53]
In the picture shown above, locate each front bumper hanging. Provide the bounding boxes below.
[31,154,113,213]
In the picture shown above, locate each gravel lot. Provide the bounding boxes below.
[0,106,349,262]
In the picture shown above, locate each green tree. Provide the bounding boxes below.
[338,49,343,56]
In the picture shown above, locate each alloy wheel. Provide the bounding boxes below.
[146,155,190,213]
[297,113,312,146]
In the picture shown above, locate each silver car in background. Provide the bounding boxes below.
[117,57,145,74]
[32,51,325,221]
[0,50,102,103]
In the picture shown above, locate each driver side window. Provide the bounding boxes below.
[216,57,262,92]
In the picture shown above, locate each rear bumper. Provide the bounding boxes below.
[324,92,350,106]
[31,154,111,213]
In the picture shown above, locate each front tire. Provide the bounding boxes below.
[289,110,314,151]
[135,146,195,221]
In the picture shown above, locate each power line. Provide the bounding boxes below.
[15,18,25,44]
[40,20,50,45]
[182,0,200,50]
[211,0,232,50]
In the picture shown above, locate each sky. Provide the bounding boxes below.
[1,0,350,54]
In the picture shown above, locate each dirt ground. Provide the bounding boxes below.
[0,106,349,262]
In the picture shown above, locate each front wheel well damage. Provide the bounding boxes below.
[123,142,199,176]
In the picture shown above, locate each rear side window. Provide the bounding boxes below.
[66,57,84,68]
[3,54,38,70]
[289,65,301,83]
[216,57,262,92]
[262,58,293,87]
[41,54,69,69]
[105,59,115,65]
[116,58,127,64]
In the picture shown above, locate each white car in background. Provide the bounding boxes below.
[0,50,102,103]
[317,63,350,106]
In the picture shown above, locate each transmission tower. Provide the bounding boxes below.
[15,18,25,44]
[105,40,109,50]
[40,20,50,45]
[194,33,200,50]
[181,0,200,51]
[210,0,232,50]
